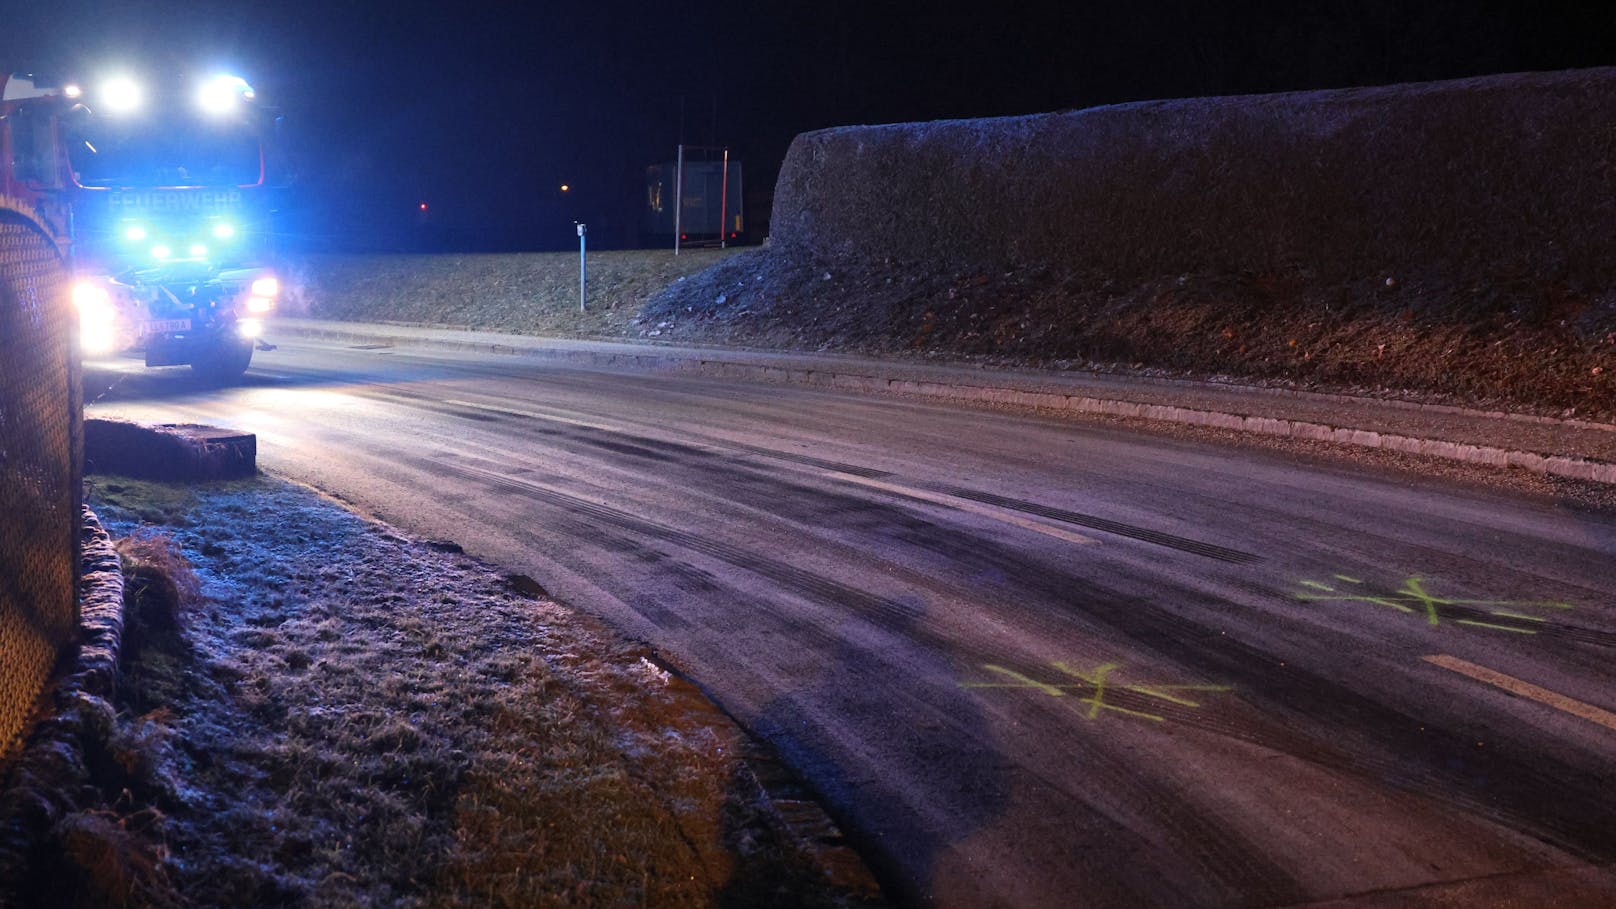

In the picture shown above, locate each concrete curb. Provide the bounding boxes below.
[278,322,1616,487]
[85,419,257,481]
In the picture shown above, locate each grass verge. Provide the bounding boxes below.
[66,475,879,908]
[288,249,738,341]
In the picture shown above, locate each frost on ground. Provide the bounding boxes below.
[81,476,873,908]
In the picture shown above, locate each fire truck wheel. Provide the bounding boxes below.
[191,340,254,383]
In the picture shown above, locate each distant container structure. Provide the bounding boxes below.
[644,156,743,247]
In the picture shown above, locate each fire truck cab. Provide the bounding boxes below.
[1,74,73,248]
[2,70,280,380]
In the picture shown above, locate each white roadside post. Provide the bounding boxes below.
[673,143,684,257]
[576,222,586,312]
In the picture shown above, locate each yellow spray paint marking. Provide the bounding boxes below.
[962,660,1232,723]
[1424,655,1616,733]
[1294,575,1573,634]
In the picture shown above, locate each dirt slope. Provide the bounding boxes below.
[646,69,1616,419]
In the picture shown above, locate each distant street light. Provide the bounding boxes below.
[560,184,570,193]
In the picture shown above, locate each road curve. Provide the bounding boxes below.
[89,341,1616,908]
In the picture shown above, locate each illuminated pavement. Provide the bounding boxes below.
[88,340,1616,908]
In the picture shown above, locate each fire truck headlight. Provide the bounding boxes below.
[101,76,143,113]
[151,244,172,260]
[72,282,110,311]
[245,296,274,314]
[198,75,253,115]
[123,225,148,242]
[250,276,279,298]
[237,318,264,339]
[212,222,236,239]
[73,283,118,355]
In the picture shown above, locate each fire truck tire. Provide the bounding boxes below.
[191,340,254,382]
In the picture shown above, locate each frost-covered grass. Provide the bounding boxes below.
[285,248,739,340]
[80,476,870,908]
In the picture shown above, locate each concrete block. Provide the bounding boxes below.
[84,419,256,481]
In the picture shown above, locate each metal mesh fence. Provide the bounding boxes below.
[0,211,78,758]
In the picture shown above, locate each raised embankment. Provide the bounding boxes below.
[637,68,1614,416]
[291,70,1615,416]
[771,68,1616,288]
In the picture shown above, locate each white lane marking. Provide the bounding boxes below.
[829,473,1097,545]
[447,398,1097,545]
[1423,654,1616,732]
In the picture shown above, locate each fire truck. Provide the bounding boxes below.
[1,69,280,380]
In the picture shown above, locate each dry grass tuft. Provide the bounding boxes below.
[47,809,178,909]
[115,530,201,634]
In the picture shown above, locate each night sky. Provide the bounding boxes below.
[5,1,1614,252]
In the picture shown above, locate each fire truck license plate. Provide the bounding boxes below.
[143,319,191,335]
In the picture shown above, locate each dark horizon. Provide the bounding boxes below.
[5,2,1614,253]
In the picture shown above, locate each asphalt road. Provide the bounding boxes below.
[87,340,1616,908]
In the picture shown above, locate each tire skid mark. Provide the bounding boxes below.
[391,385,1259,564]
[427,456,932,635]
[689,431,1257,563]
[419,453,1312,903]
[387,389,1115,560]
[715,440,894,479]
[523,514,852,654]
[1183,485,1616,605]
[979,687,1313,908]
[1221,573,1616,655]
[819,519,1616,869]
[348,387,1613,881]
[933,485,1259,564]
[1074,587,1616,863]
[413,451,1114,680]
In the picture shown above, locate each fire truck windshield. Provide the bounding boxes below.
[68,119,261,188]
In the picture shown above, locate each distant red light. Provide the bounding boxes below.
[680,234,687,240]
[419,202,428,211]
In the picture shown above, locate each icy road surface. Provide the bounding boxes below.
[89,340,1616,908]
